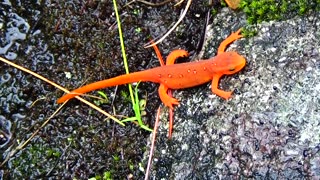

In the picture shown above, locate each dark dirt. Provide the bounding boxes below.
[0,0,211,179]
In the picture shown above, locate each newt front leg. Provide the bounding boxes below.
[218,28,243,54]
[211,74,233,100]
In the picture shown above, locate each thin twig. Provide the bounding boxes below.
[145,107,161,180]
[125,0,174,7]
[174,0,185,6]
[0,56,124,126]
[144,0,192,48]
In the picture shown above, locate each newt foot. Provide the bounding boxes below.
[230,29,243,39]
[164,97,179,109]
[220,91,233,100]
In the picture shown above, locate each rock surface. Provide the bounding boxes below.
[149,9,320,179]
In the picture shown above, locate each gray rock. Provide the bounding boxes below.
[148,8,320,179]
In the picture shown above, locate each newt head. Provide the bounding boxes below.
[212,51,246,75]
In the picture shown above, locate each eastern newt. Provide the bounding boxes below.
[57,29,246,109]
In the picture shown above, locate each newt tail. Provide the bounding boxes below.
[57,69,160,104]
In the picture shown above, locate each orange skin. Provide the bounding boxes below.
[57,29,246,109]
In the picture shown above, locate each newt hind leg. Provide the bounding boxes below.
[158,84,179,109]
[218,28,243,54]
[165,49,189,65]
[157,49,187,108]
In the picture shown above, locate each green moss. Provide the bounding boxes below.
[120,90,131,103]
[241,26,258,38]
[93,91,109,106]
[89,171,112,180]
[211,8,218,16]
[11,143,63,177]
[103,171,112,180]
[112,154,120,162]
[220,0,227,7]
[239,0,320,24]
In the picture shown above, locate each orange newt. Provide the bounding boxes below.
[57,29,246,109]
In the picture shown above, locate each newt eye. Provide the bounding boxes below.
[229,67,235,71]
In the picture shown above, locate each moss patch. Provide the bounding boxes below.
[240,0,320,24]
